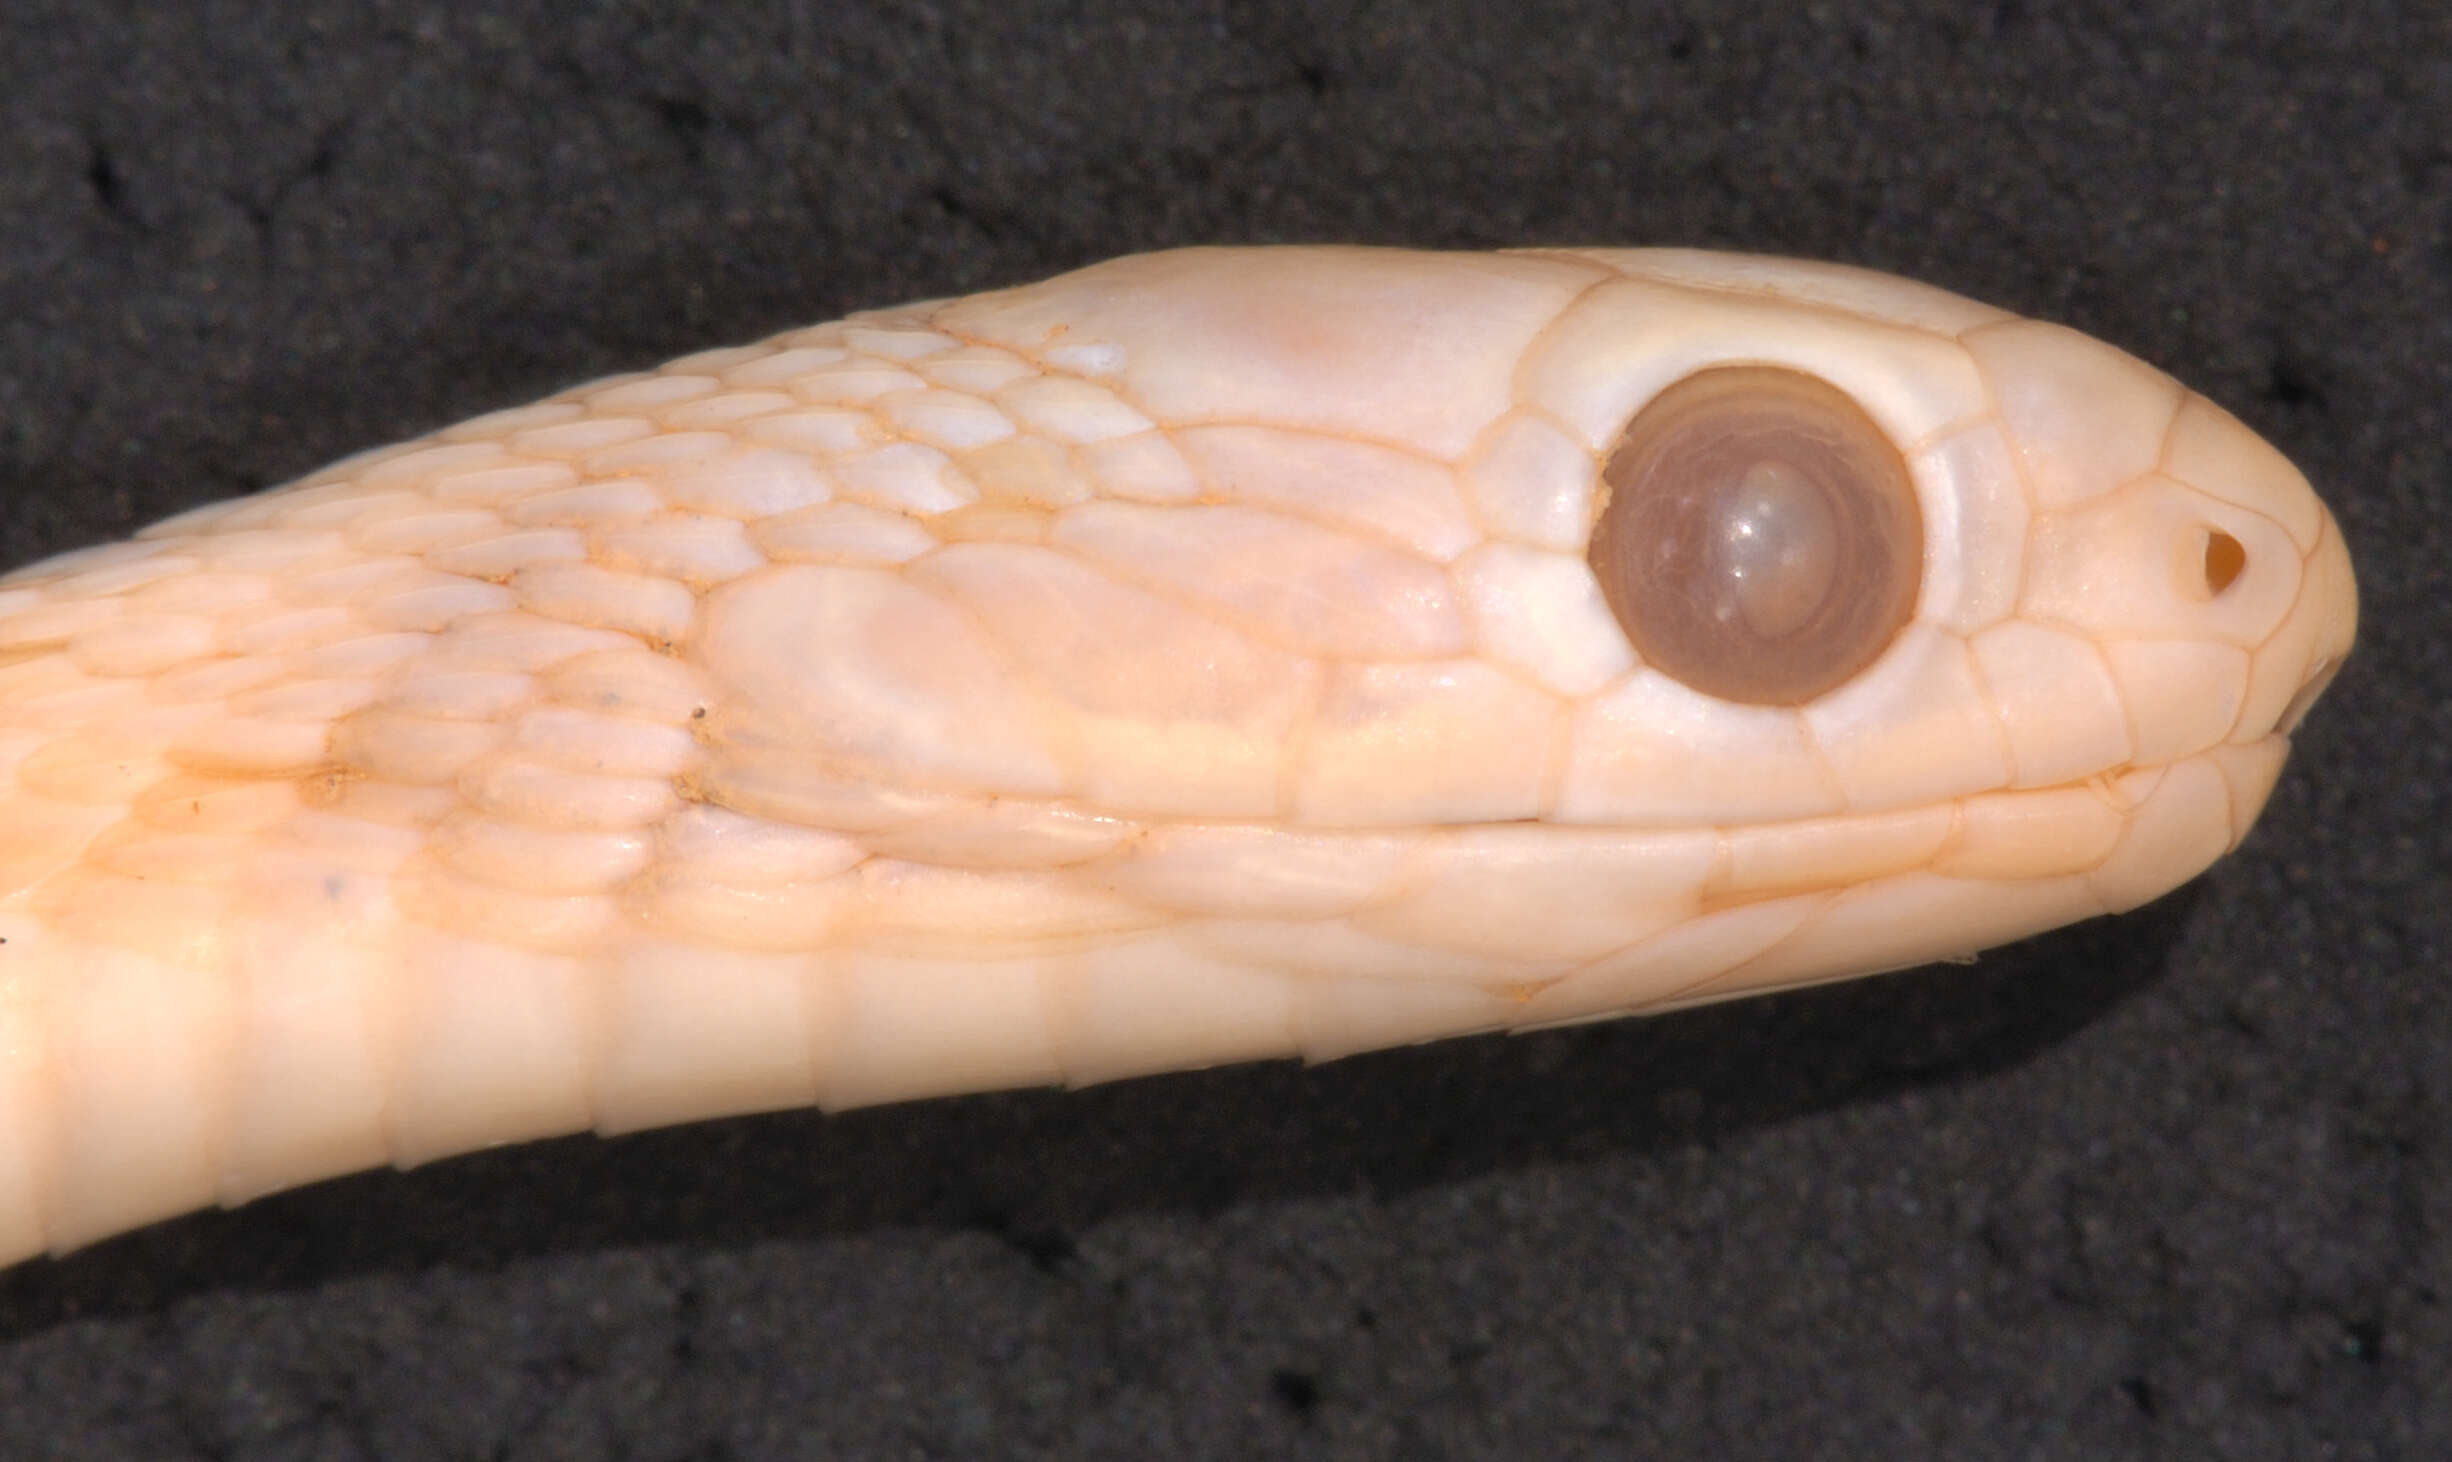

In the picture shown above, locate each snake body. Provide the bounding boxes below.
[0,247,2356,1264]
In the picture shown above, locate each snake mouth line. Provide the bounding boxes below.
[2274,655,2343,737]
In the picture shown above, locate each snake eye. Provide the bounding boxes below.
[1585,366,1922,705]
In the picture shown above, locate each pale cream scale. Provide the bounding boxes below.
[0,246,2357,1265]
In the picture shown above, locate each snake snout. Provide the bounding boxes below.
[2256,499,2360,742]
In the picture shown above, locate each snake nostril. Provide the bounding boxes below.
[2202,528,2247,597]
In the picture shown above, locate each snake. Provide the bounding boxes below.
[0,246,2357,1267]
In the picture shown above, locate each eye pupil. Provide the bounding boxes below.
[1715,459,1840,638]
[1587,367,1921,706]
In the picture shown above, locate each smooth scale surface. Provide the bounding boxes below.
[0,246,2357,1265]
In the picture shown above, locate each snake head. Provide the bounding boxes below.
[880,246,2364,1023]
[1491,248,2361,1012]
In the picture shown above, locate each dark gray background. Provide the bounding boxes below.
[0,3,2442,1458]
